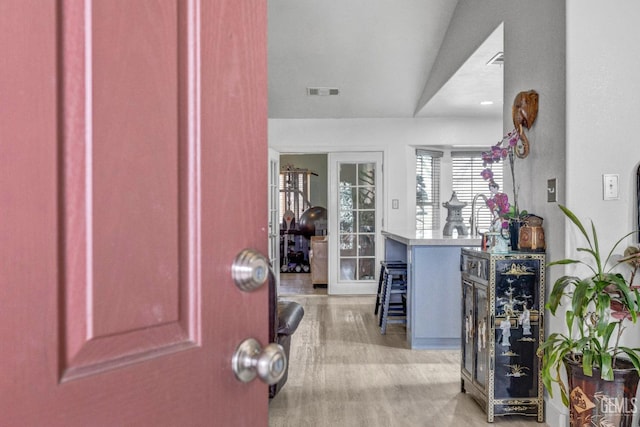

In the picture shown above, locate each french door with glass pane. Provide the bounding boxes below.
[328,152,383,294]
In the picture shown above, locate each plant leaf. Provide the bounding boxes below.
[591,220,603,275]
[566,310,575,334]
[605,230,639,271]
[559,204,591,246]
[571,279,591,319]
[600,321,617,350]
[582,350,593,377]
[547,259,581,267]
[619,346,640,373]
[546,275,578,314]
[601,353,613,380]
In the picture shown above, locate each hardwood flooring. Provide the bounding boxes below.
[279,272,327,296]
[269,293,549,427]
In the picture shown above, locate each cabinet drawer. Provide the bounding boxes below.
[461,253,488,281]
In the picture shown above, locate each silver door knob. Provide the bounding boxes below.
[232,248,270,292]
[231,338,287,385]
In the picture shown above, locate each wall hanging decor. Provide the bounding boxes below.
[512,90,539,159]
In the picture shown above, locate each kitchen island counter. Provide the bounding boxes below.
[382,230,481,349]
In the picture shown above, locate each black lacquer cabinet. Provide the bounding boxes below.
[460,248,545,423]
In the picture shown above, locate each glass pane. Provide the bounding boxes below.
[340,234,357,256]
[415,151,441,231]
[359,211,375,232]
[340,259,357,280]
[340,210,354,232]
[340,164,357,185]
[358,188,375,209]
[348,187,358,207]
[358,235,375,256]
[358,258,375,280]
[337,159,379,284]
[339,183,354,205]
[358,163,375,185]
[416,206,433,231]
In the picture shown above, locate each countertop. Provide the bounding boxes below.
[382,229,482,247]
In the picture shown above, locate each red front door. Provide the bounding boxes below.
[0,1,268,425]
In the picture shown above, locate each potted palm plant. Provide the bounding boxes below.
[538,205,640,426]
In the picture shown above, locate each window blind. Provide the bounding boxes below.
[415,149,442,231]
[451,151,504,234]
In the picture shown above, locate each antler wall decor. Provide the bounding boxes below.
[511,90,539,158]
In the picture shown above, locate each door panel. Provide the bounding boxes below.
[462,280,474,378]
[328,152,383,294]
[0,0,268,425]
[60,0,197,382]
[475,286,489,390]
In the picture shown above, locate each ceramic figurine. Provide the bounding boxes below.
[489,220,509,253]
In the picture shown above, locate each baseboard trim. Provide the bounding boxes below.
[545,396,569,427]
[408,337,459,350]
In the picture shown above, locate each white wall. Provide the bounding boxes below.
[566,0,640,251]
[269,117,501,231]
[566,0,640,351]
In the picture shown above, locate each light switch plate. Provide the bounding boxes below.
[603,174,619,200]
[392,199,399,209]
[547,178,557,202]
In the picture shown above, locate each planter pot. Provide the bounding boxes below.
[564,357,640,427]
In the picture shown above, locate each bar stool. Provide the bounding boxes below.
[374,261,406,315]
[377,261,407,334]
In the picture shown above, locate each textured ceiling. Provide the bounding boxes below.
[268,1,503,119]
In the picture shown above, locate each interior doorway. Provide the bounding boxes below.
[276,151,384,296]
[278,153,328,296]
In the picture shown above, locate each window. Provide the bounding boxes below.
[452,151,504,233]
[415,150,442,231]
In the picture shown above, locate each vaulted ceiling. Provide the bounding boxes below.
[268,0,503,120]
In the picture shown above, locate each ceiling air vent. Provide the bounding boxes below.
[486,52,504,66]
[307,87,340,96]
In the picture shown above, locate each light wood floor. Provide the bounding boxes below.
[279,272,327,296]
[269,292,549,426]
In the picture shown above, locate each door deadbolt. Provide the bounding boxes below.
[231,338,287,385]
[232,248,270,292]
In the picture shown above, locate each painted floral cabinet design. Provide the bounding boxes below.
[460,248,545,423]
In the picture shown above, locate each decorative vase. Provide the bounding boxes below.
[509,220,521,251]
[518,215,546,252]
[564,357,640,427]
